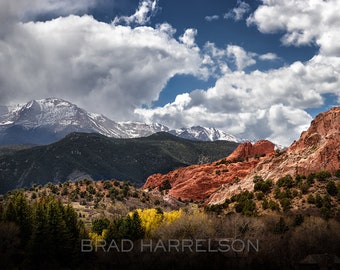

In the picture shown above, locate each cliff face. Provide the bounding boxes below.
[208,107,340,204]
[246,107,340,180]
[143,140,275,202]
[144,107,340,205]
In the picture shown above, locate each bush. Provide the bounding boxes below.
[159,180,172,192]
[205,204,224,215]
[277,174,294,188]
[315,194,323,208]
[255,192,265,200]
[273,217,289,234]
[268,200,280,211]
[307,194,315,204]
[335,169,340,178]
[253,175,264,183]
[103,181,113,190]
[295,174,305,185]
[326,180,337,196]
[293,214,304,226]
[86,185,96,195]
[279,198,291,212]
[235,198,256,216]
[254,180,273,194]
[320,206,331,219]
[307,173,316,185]
[315,171,331,181]
[299,182,309,194]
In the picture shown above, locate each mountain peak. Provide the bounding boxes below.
[0,98,242,145]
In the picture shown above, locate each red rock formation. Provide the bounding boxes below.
[144,107,340,204]
[143,140,275,202]
[226,140,275,161]
[208,107,340,205]
[250,107,340,179]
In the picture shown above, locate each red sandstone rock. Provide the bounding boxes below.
[143,140,275,202]
[226,140,275,161]
[144,107,340,204]
[209,107,340,204]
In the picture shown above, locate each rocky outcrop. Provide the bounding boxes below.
[143,140,275,202]
[226,140,275,161]
[208,107,340,204]
[144,107,340,205]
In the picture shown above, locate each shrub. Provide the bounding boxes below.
[277,174,294,188]
[273,217,289,234]
[326,180,337,196]
[255,192,265,200]
[315,171,331,181]
[205,204,224,215]
[253,175,264,183]
[103,181,113,190]
[307,173,316,185]
[231,190,254,202]
[315,194,323,208]
[293,214,304,226]
[335,169,340,178]
[292,189,299,198]
[235,198,256,216]
[86,185,96,195]
[159,180,172,192]
[262,199,268,210]
[299,182,309,194]
[254,180,273,194]
[268,200,280,211]
[295,174,305,184]
[279,198,291,212]
[320,207,331,219]
[307,194,315,204]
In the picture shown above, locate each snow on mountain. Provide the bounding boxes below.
[169,126,243,143]
[0,98,243,145]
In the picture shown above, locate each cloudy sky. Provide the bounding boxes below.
[0,0,339,145]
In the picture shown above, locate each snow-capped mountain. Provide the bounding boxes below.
[169,126,242,143]
[0,98,242,145]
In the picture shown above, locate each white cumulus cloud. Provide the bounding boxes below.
[0,14,204,120]
[113,0,159,26]
[224,0,251,21]
[226,45,257,70]
[247,0,340,55]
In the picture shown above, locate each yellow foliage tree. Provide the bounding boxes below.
[130,208,182,237]
[89,229,108,245]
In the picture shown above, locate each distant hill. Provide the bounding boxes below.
[0,132,238,194]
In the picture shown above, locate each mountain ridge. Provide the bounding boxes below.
[0,98,243,145]
[0,131,238,194]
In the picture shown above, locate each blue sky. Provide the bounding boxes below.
[0,0,339,145]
